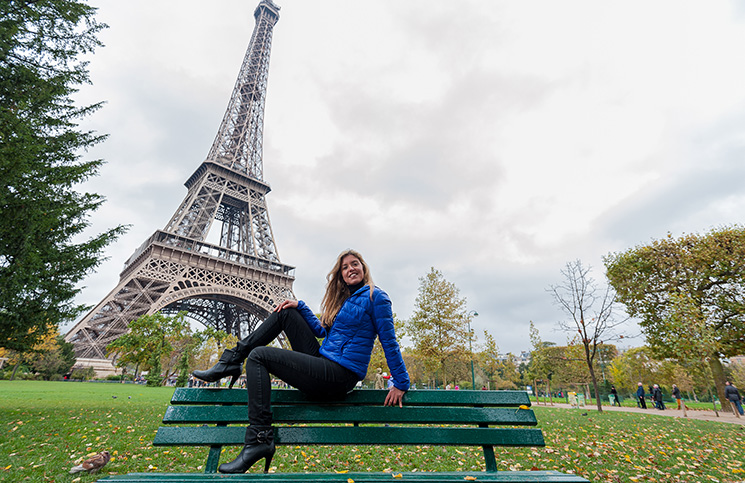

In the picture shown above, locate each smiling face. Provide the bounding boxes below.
[341,254,364,286]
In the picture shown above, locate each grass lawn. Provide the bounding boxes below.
[1,381,743,483]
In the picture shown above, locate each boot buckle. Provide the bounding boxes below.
[256,430,272,444]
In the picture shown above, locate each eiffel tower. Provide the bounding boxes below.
[65,0,293,372]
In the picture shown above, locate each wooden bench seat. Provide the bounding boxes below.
[96,388,588,483]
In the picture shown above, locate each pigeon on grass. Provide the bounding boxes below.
[69,450,111,474]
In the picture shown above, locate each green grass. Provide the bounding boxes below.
[1,381,744,482]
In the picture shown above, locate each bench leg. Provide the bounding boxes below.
[482,445,498,472]
[205,445,223,473]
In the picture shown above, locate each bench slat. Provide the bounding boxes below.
[154,426,545,447]
[163,405,538,426]
[171,388,531,407]
[97,470,589,482]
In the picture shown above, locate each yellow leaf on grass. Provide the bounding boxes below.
[348,479,355,483]
[465,477,478,481]
[393,473,403,478]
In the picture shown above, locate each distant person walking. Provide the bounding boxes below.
[672,384,682,410]
[610,386,620,406]
[652,384,665,410]
[636,382,647,409]
[725,381,743,417]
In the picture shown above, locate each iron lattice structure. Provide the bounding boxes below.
[65,0,293,364]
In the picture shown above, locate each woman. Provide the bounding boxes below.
[192,249,410,474]
[672,384,682,410]
[610,385,619,406]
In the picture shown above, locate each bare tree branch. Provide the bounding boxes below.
[548,259,628,412]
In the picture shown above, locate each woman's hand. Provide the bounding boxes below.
[384,386,406,408]
[275,299,298,312]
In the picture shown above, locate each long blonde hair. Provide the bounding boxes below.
[320,249,374,328]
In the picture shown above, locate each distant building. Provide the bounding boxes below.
[495,351,531,365]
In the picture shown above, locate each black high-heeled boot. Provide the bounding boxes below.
[192,348,243,388]
[218,426,275,474]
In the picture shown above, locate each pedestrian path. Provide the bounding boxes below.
[533,400,745,426]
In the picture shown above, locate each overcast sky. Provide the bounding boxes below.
[68,0,745,355]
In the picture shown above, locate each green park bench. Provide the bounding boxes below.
[96,387,588,483]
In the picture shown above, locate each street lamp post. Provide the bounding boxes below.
[467,310,478,389]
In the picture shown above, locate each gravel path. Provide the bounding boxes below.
[534,400,745,426]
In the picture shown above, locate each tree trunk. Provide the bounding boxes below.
[708,357,730,413]
[583,344,603,412]
[708,388,720,416]
[587,357,603,412]
[10,361,21,381]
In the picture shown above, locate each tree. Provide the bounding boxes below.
[604,227,745,410]
[405,267,472,388]
[729,359,745,390]
[2,327,75,380]
[557,339,595,387]
[477,330,519,389]
[106,312,193,386]
[477,330,505,389]
[500,354,523,389]
[175,346,191,387]
[70,365,94,381]
[0,346,23,379]
[191,327,239,376]
[0,1,126,354]
[365,314,406,385]
[2,326,76,380]
[526,321,554,389]
[549,260,626,412]
[526,324,609,398]
[609,346,711,402]
[31,332,76,380]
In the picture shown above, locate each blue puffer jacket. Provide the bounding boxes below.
[296,285,410,392]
